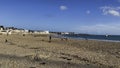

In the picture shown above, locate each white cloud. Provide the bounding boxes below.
[60,5,68,10]
[86,10,90,14]
[100,6,120,16]
[74,23,120,35]
[107,10,120,16]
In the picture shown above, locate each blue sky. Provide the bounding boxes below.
[0,0,120,35]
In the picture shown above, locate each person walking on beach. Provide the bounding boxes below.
[49,35,52,43]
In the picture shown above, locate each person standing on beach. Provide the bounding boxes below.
[49,35,52,43]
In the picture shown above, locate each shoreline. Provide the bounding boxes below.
[63,36,120,43]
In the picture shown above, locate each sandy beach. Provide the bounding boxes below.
[0,34,120,68]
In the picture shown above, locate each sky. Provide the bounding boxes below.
[0,0,120,35]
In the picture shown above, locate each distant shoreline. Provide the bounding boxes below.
[62,35,120,43]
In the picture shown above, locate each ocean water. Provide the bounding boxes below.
[62,34,120,42]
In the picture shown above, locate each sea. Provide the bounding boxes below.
[62,34,120,42]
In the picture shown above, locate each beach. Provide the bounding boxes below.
[0,34,120,68]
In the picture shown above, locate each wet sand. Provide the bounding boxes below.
[0,34,120,68]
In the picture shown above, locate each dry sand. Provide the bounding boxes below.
[0,34,120,68]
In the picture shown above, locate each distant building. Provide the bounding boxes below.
[0,26,4,31]
[50,31,74,35]
[68,32,75,35]
[61,32,69,35]
[34,30,49,34]
[23,30,29,34]
[50,32,62,35]
[0,30,8,35]
[28,30,34,33]
[0,26,6,35]
[5,27,17,30]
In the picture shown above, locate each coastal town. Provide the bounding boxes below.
[0,25,75,36]
[0,25,50,35]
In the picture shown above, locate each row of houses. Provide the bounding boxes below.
[0,26,49,35]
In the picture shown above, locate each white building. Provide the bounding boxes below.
[8,29,29,35]
[61,32,69,35]
[0,26,4,31]
[34,30,49,34]
[0,30,8,35]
